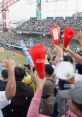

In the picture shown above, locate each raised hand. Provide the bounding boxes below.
[33,71,46,88]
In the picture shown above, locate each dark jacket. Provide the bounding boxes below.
[2,82,34,117]
[59,79,70,90]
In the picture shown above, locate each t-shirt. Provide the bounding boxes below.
[40,79,55,116]
[22,76,36,92]
[0,91,11,117]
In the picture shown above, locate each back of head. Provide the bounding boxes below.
[55,61,75,80]
[15,67,26,81]
[64,55,73,63]
[1,69,8,80]
[24,64,31,70]
[45,64,54,76]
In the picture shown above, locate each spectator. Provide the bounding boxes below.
[27,66,82,117]
[40,64,55,116]
[2,67,34,117]
[0,60,16,117]
[27,72,47,117]
[60,82,82,117]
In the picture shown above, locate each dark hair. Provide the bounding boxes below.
[47,57,50,62]
[64,55,73,63]
[45,64,54,76]
[1,69,8,80]
[24,64,31,70]
[47,57,51,64]
[76,64,82,74]
[33,67,36,73]
[72,100,82,112]
[15,67,26,81]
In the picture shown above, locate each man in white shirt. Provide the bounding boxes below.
[0,60,16,117]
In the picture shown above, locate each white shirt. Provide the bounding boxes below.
[0,91,11,117]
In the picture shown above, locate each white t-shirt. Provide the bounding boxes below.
[0,91,11,117]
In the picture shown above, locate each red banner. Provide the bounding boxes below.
[50,25,60,45]
[64,28,75,48]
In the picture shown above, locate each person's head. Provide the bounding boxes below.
[47,57,51,64]
[1,69,8,81]
[64,55,73,63]
[60,82,82,116]
[32,67,36,73]
[45,64,54,77]
[15,67,26,81]
[24,64,31,74]
[24,64,31,70]
[55,61,75,84]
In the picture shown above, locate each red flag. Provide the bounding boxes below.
[64,28,75,48]
[50,25,60,45]
[29,45,46,79]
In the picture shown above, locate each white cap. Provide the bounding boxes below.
[55,61,75,80]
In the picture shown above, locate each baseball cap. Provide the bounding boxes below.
[55,61,75,80]
[59,82,82,104]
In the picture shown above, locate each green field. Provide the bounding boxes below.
[0,51,27,67]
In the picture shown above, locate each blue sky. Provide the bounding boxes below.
[0,0,81,21]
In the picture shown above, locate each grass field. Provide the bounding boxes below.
[0,51,27,67]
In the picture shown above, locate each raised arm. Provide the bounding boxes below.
[27,71,47,117]
[64,46,82,64]
[0,60,16,100]
[64,32,82,64]
[54,45,64,64]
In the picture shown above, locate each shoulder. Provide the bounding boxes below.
[0,91,6,100]
[0,91,11,109]
[45,79,55,87]
[16,82,34,97]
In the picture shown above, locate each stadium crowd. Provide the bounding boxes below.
[0,14,82,117]
[1,1,82,116]
[0,17,82,51]
[0,32,82,117]
[16,17,82,33]
[0,31,19,48]
[0,30,79,52]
